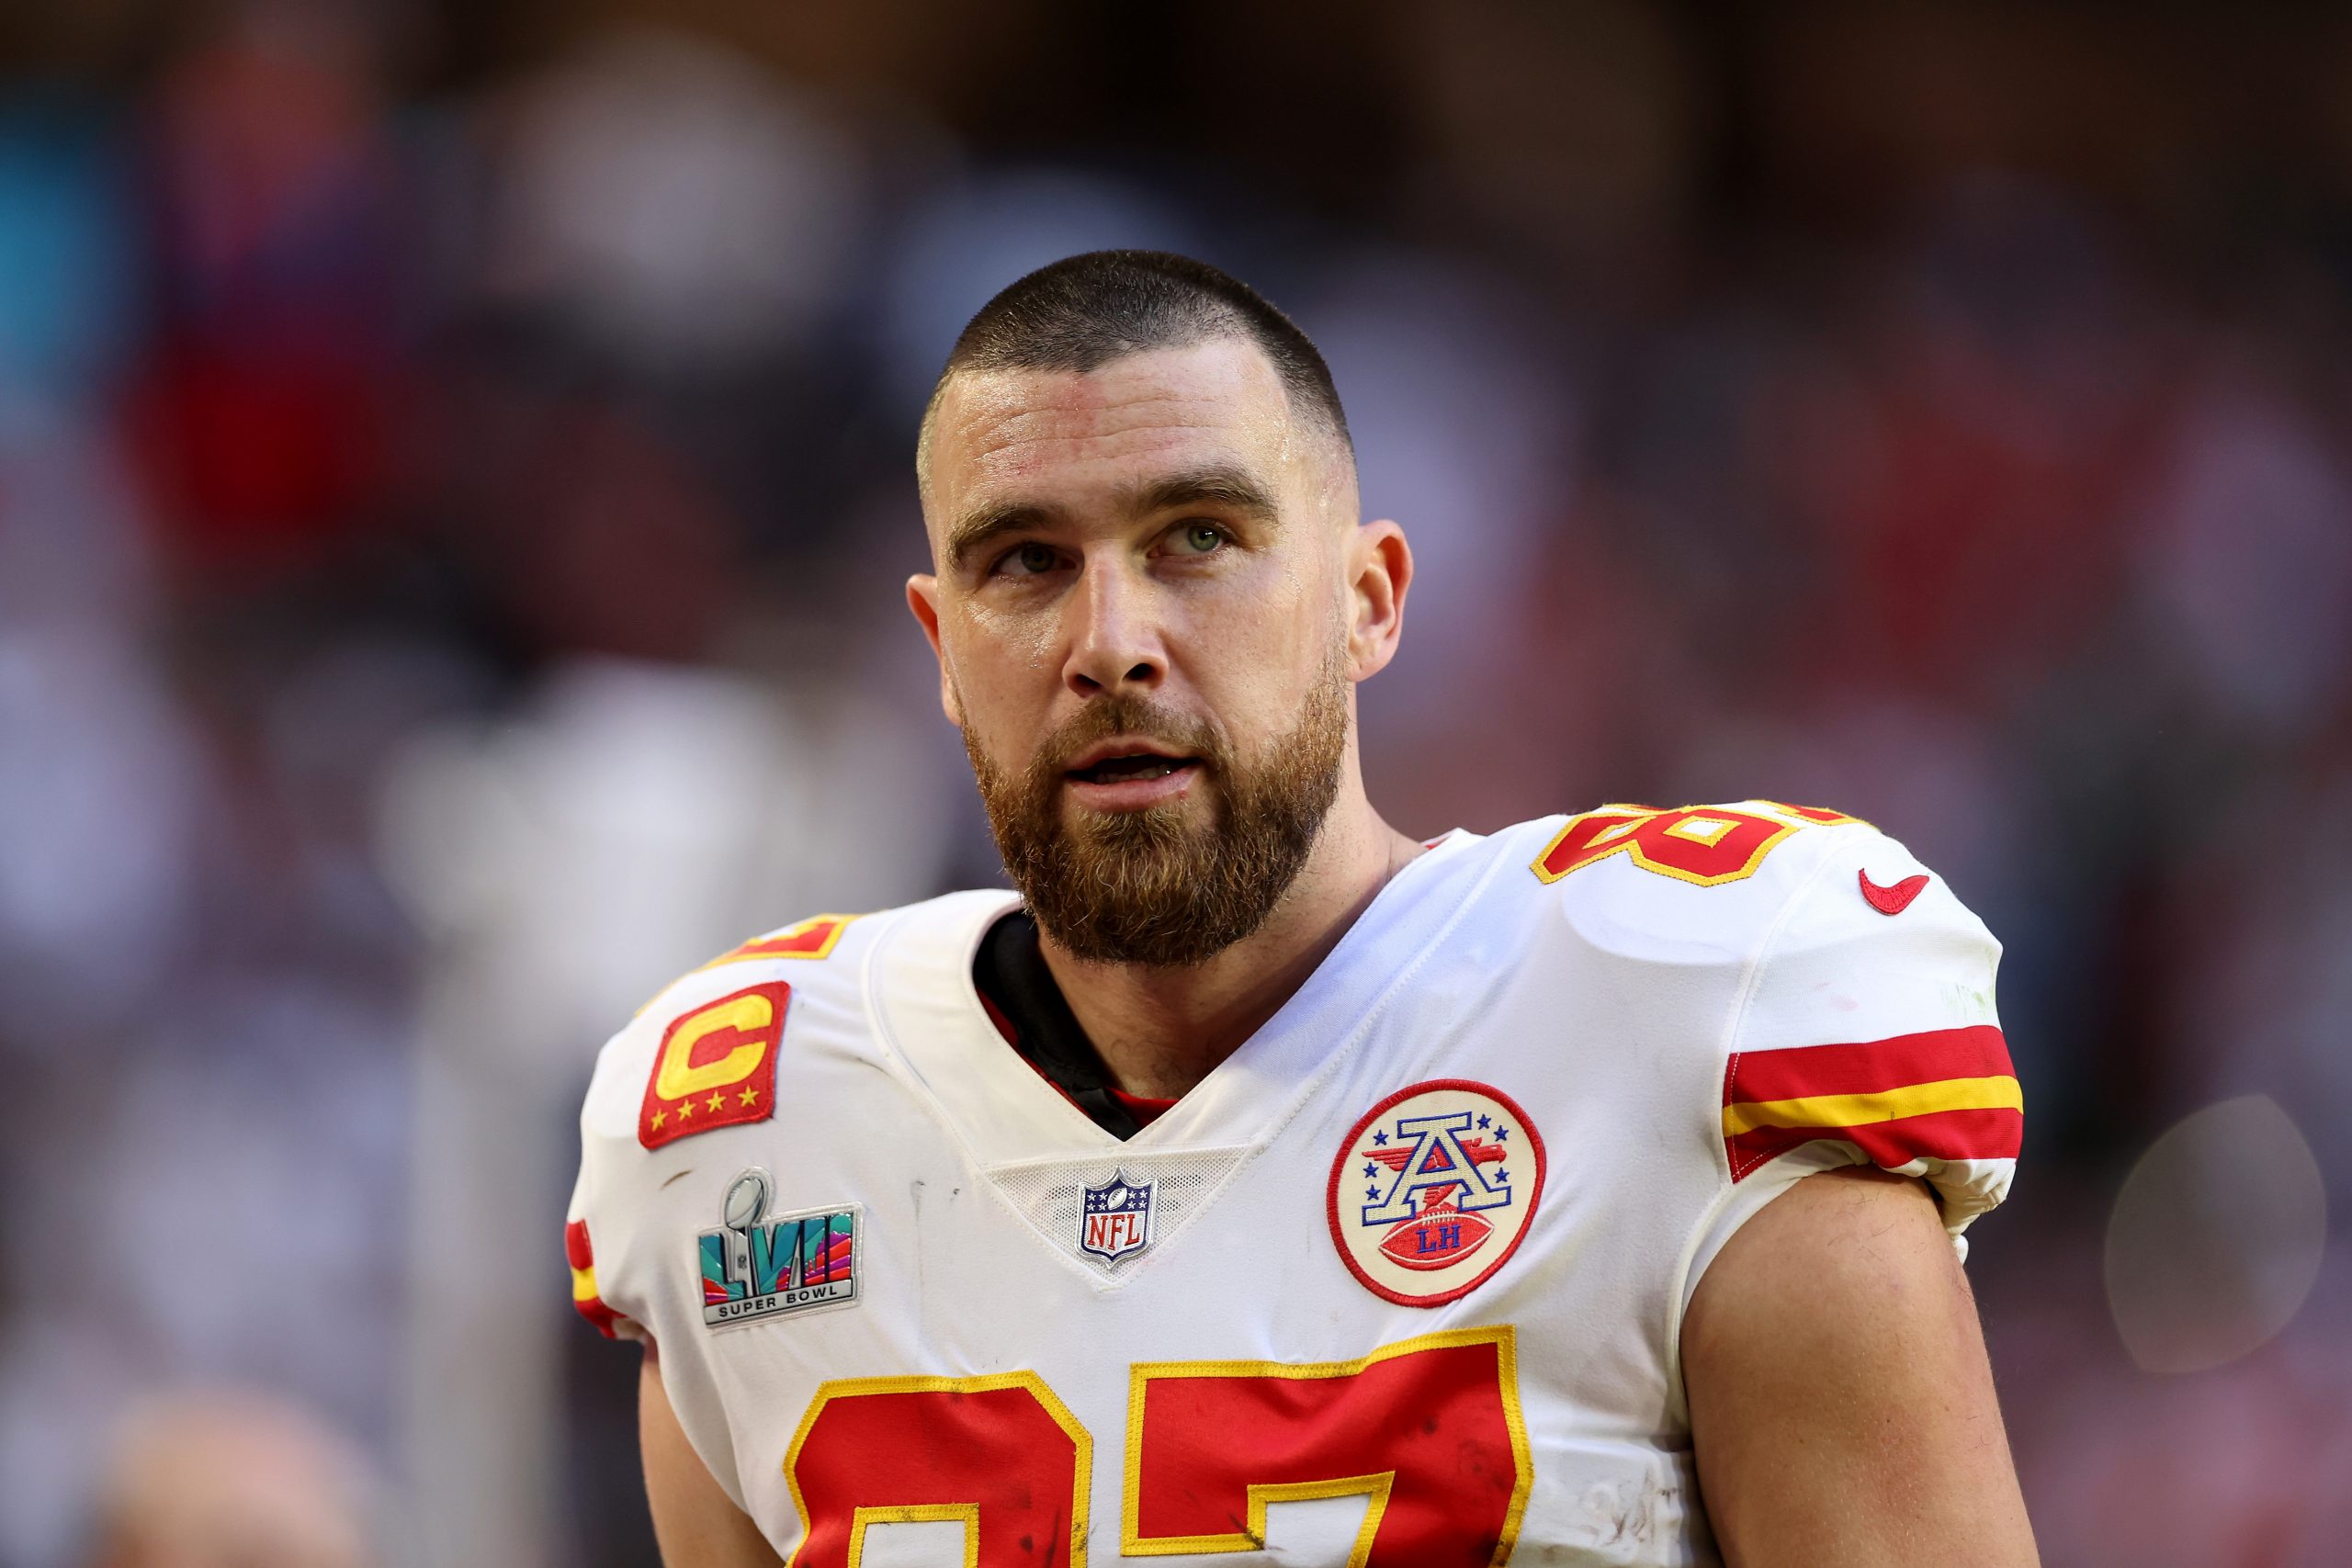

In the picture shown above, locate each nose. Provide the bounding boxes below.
[1063,556,1165,698]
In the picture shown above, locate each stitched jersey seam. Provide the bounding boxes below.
[1659,823,1865,1426]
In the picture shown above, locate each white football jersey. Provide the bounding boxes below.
[566,801,2019,1567]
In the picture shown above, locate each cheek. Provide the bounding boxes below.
[955,597,1068,691]
[1233,551,1338,666]
[1186,561,1339,728]
[959,599,1061,679]
[943,610,1061,752]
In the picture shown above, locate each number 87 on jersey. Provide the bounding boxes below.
[782,1325,1531,1567]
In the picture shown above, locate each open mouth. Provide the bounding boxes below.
[1067,752,1202,785]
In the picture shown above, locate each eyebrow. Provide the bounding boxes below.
[944,502,1054,576]
[1119,463,1281,525]
[944,462,1282,577]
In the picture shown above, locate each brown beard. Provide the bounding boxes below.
[963,659,1350,967]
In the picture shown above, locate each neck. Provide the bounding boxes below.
[1034,775,1425,1100]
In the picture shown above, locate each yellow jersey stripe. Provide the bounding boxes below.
[1723,1074,2023,1137]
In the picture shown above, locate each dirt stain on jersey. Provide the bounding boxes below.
[910,1179,927,1299]
[1572,1477,1679,1552]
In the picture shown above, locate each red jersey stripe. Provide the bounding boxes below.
[565,1218,633,1338]
[1726,1105,2023,1181]
[1727,1025,2012,1105]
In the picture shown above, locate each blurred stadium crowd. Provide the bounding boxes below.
[3,2,2350,1564]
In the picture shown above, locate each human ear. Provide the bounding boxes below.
[1343,521,1411,682]
[905,575,963,727]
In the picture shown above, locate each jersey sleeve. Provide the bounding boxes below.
[1684,822,2019,1304]
[560,912,860,1344]
[561,1007,757,1513]
[564,1025,655,1344]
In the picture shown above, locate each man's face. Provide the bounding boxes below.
[910,338,1365,965]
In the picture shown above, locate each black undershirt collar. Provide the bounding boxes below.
[972,908,1153,1140]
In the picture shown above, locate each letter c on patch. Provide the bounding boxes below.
[656,991,775,1101]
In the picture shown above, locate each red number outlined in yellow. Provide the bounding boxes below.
[701,913,860,971]
[1530,800,1862,889]
[631,915,862,1021]
[1123,1326,1531,1568]
[782,1371,1090,1568]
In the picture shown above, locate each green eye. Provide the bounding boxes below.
[1178,525,1225,554]
[1014,542,1057,574]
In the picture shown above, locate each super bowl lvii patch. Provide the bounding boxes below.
[699,1168,858,1329]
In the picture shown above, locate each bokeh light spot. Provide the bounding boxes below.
[2104,1095,2327,1374]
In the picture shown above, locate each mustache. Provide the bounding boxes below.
[1030,694,1230,779]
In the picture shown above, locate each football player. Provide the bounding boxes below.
[568,252,2038,1567]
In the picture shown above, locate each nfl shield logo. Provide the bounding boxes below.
[1079,1171,1156,1263]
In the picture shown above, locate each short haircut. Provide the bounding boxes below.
[921,251,1352,466]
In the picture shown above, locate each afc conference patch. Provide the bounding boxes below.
[1327,1079,1547,1307]
[698,1168,859,1329]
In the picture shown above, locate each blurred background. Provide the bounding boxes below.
[3,0,2349,1562]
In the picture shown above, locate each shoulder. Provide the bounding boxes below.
[1478,799,1893,964]
[1723,812,2002,1053]
[564,909,875,1343]
[586,888,1023,1155]
[576,910,875,1155]
[1717,813,2013,1209]
[1485,799,2014,1210]
[1575,804,2023,1277]
[581,890,1017,1145]
[565,891,1004,1337]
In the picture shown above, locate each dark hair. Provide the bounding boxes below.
[924,250,1351,452]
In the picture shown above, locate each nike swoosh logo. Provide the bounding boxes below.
[1859,868,1929,915]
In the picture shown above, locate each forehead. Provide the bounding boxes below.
[922,339,1301,528]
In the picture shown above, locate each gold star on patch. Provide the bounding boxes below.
[738,1086,760,1108]
[675,1099,695,1120]
[650,1108,666,1129]
[706,1092,725,1113]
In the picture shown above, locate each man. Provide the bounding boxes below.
[566,252,2039,1566]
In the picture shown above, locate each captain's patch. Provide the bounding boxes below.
[639,983,787,1150]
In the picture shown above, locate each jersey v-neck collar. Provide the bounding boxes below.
[972,908,1172,1139]
[862,829,1494,1168]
